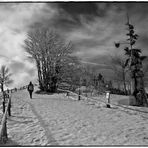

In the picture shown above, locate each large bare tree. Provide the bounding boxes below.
[24,27,72,92]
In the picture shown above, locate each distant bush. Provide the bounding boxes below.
[110,88,127,95]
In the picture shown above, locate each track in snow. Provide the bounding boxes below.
[5,89,148,146]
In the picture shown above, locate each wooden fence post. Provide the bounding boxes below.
[0,120,7,144]
[66,92,69,97]
[0,97,11,144]
[0,108,8,143]
[78,89,81,100]
[106,91,111,108]
[2,91,5,114]
[2,101,5,114]
[8,97,11,116]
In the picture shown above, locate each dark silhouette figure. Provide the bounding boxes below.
[27,82,34,99]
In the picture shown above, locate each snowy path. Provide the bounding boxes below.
[4,89,148,146]
[6,93,49,146]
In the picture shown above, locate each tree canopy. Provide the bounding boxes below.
[24,26,78,92]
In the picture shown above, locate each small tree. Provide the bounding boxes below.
[0,65,13,113]
[60,56,82,91]
[97,73,105,90]
[110,55,128,95]
[82,65,97,95]
[115,16,148,106]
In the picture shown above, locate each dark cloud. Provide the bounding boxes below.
[58,3,98,18]
[1,2,148,86]
[76,39,103,48]
[138,34,148,47]
[29,2,148,62]
[43,3,102,32]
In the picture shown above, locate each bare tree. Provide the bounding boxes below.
[24,27,72,93]
[110,55,129,95]
[80,65,106,96]
[0,65,13,112]
[59,56,82,91]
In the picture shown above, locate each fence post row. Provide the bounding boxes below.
[8,97,11,117]
[0,84,31,144]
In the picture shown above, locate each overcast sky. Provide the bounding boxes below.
[0,2,148,87]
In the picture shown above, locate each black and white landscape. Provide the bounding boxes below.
[1,2,148,146]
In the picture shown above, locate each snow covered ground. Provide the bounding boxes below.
[1,88,148,146]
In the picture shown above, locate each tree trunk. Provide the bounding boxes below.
[47,76,57,93]
[130,81,133,95]
[133,74,148,106]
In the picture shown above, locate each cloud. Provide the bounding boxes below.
[0,3,57,88]
[58,2,148,64]
[1,2,148,87]
[9,59,37,88]
[62,5,126,60]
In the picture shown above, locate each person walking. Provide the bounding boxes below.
[27,81,34,99]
